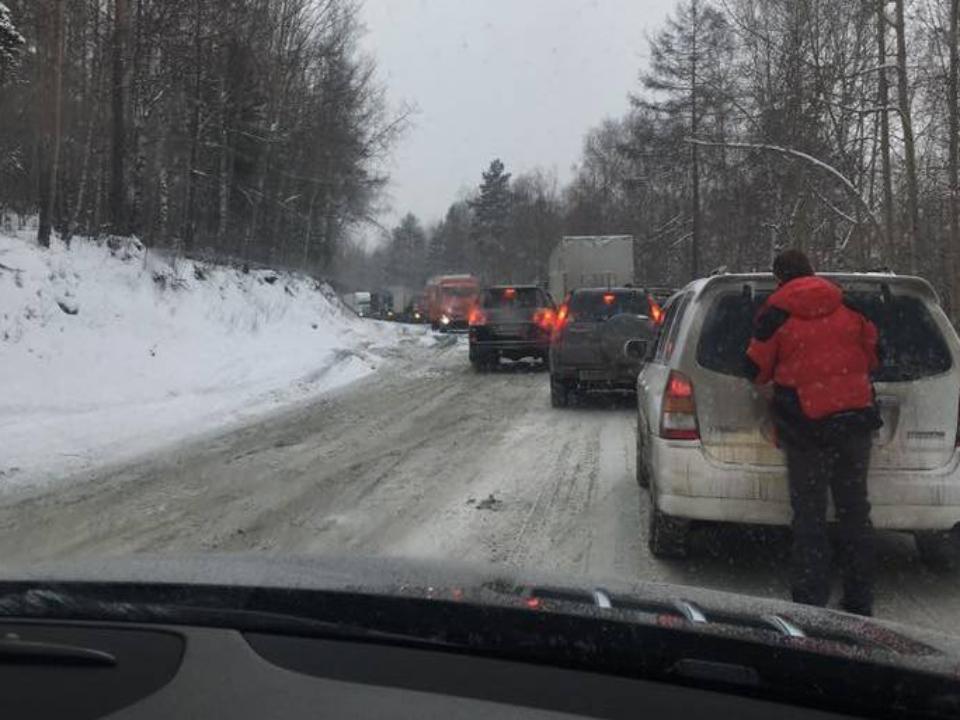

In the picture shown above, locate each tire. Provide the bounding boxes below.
[635,427,650,489]
[550,375,570,408]
[648,502,689,559]
[915,531,960,572]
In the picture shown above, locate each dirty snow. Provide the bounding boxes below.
[0,228,423,490]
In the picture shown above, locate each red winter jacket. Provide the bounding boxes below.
[746,276,879,421]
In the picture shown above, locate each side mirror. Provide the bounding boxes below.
[623,339,649,363]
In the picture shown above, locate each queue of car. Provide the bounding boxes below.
[460,271,960,572]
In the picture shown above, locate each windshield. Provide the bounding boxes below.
[5,0,960,696]
[481,288,548,308]
[569,291,650,321]
[698,287,952,382]
[442,285,478,299]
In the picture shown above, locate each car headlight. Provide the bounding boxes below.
[414,312,421,320]
[440,314,451,325]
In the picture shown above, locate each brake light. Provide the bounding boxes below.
[552,304,570,335]
[533,308,555,330]
[648,297,664,325]
[468,308,487,326]
[603,293,616,305]
[504,287,517,299]
[661,370,699,440]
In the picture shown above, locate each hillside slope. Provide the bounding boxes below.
[0,230,422,491]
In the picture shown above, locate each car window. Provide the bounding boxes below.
[568,291,649,321]
[481,288,547,308]
[696,288,952,381]
[696,290,769,375]
[654,293,691,364]
[443,286,478,298]
[848,292,952,381]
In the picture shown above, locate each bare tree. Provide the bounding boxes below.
[36,0,65,248]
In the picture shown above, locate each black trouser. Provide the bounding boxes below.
[783,429,876,615]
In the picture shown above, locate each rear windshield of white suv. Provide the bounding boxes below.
[697,287,953,382]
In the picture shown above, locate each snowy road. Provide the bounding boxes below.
[2,334,960,631]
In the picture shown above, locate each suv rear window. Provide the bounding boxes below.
[696,288,952,381]
[481,287,547,308]
[569,291,649,322]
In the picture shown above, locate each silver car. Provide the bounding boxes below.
[635,273,960,566]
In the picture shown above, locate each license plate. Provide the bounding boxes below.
[491,324,524,337]
[579,370,610,381]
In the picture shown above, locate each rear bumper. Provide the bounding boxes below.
[469,328,549,354]
[552,364,638,388]
[649,436,960,531]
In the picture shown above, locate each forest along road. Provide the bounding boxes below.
[1,334,960,632]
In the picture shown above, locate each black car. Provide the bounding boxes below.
[468,285,556,371]
[549,287,658,407]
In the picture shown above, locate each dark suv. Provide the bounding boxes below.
[468,285,555,371]
[549,287,658,407]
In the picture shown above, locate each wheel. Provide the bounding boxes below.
[550,375,570,408]
[915,531,960,572]
[648,502,690,559]
[635,425,650,489]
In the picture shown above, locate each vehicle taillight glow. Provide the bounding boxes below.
[504,287,517,299]
[554,304,569,331]
[468,308,487,326]
[649,298,664,325]
[533,308,555,330]
[603,293,616,305]
[661,370,699,441]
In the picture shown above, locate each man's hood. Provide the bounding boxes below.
[768,275,843,319]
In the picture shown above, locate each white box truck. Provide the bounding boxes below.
[548,235,635,301]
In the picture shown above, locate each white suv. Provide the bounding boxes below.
[635,274,960,567]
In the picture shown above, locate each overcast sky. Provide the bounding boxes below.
[360,0,676,233]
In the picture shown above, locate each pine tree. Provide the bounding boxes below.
[638,0,732,279]
[469,158,511,281]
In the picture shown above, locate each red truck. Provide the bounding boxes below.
[425,275,480,331]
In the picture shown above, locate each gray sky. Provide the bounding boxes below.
[360,0,675,232]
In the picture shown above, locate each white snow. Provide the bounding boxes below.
[0,227,423,491]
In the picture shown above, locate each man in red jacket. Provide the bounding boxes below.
[745,250,881,616]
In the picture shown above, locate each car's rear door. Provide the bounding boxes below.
[688,278,960,473]
[482,288,547,339]
[685,280,784,468]
[557,290,649,368]
[850,284,958,471]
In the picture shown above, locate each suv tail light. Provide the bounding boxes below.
[553,304,570,332]
[661,370,699,441]
[468,308,487,326]
[533,308,555,330]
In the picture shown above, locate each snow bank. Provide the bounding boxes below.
[0,228,418,491]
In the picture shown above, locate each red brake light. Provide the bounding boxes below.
[468,308,487,326]
[504,287,517,299]
[553,304,570,333]
[667,374,693,399]
[661,370,699,440]
[533,308,555,330]
[603,293,616,305]
[649,297,664,325]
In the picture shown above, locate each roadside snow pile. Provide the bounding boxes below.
[0,228,416,491]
